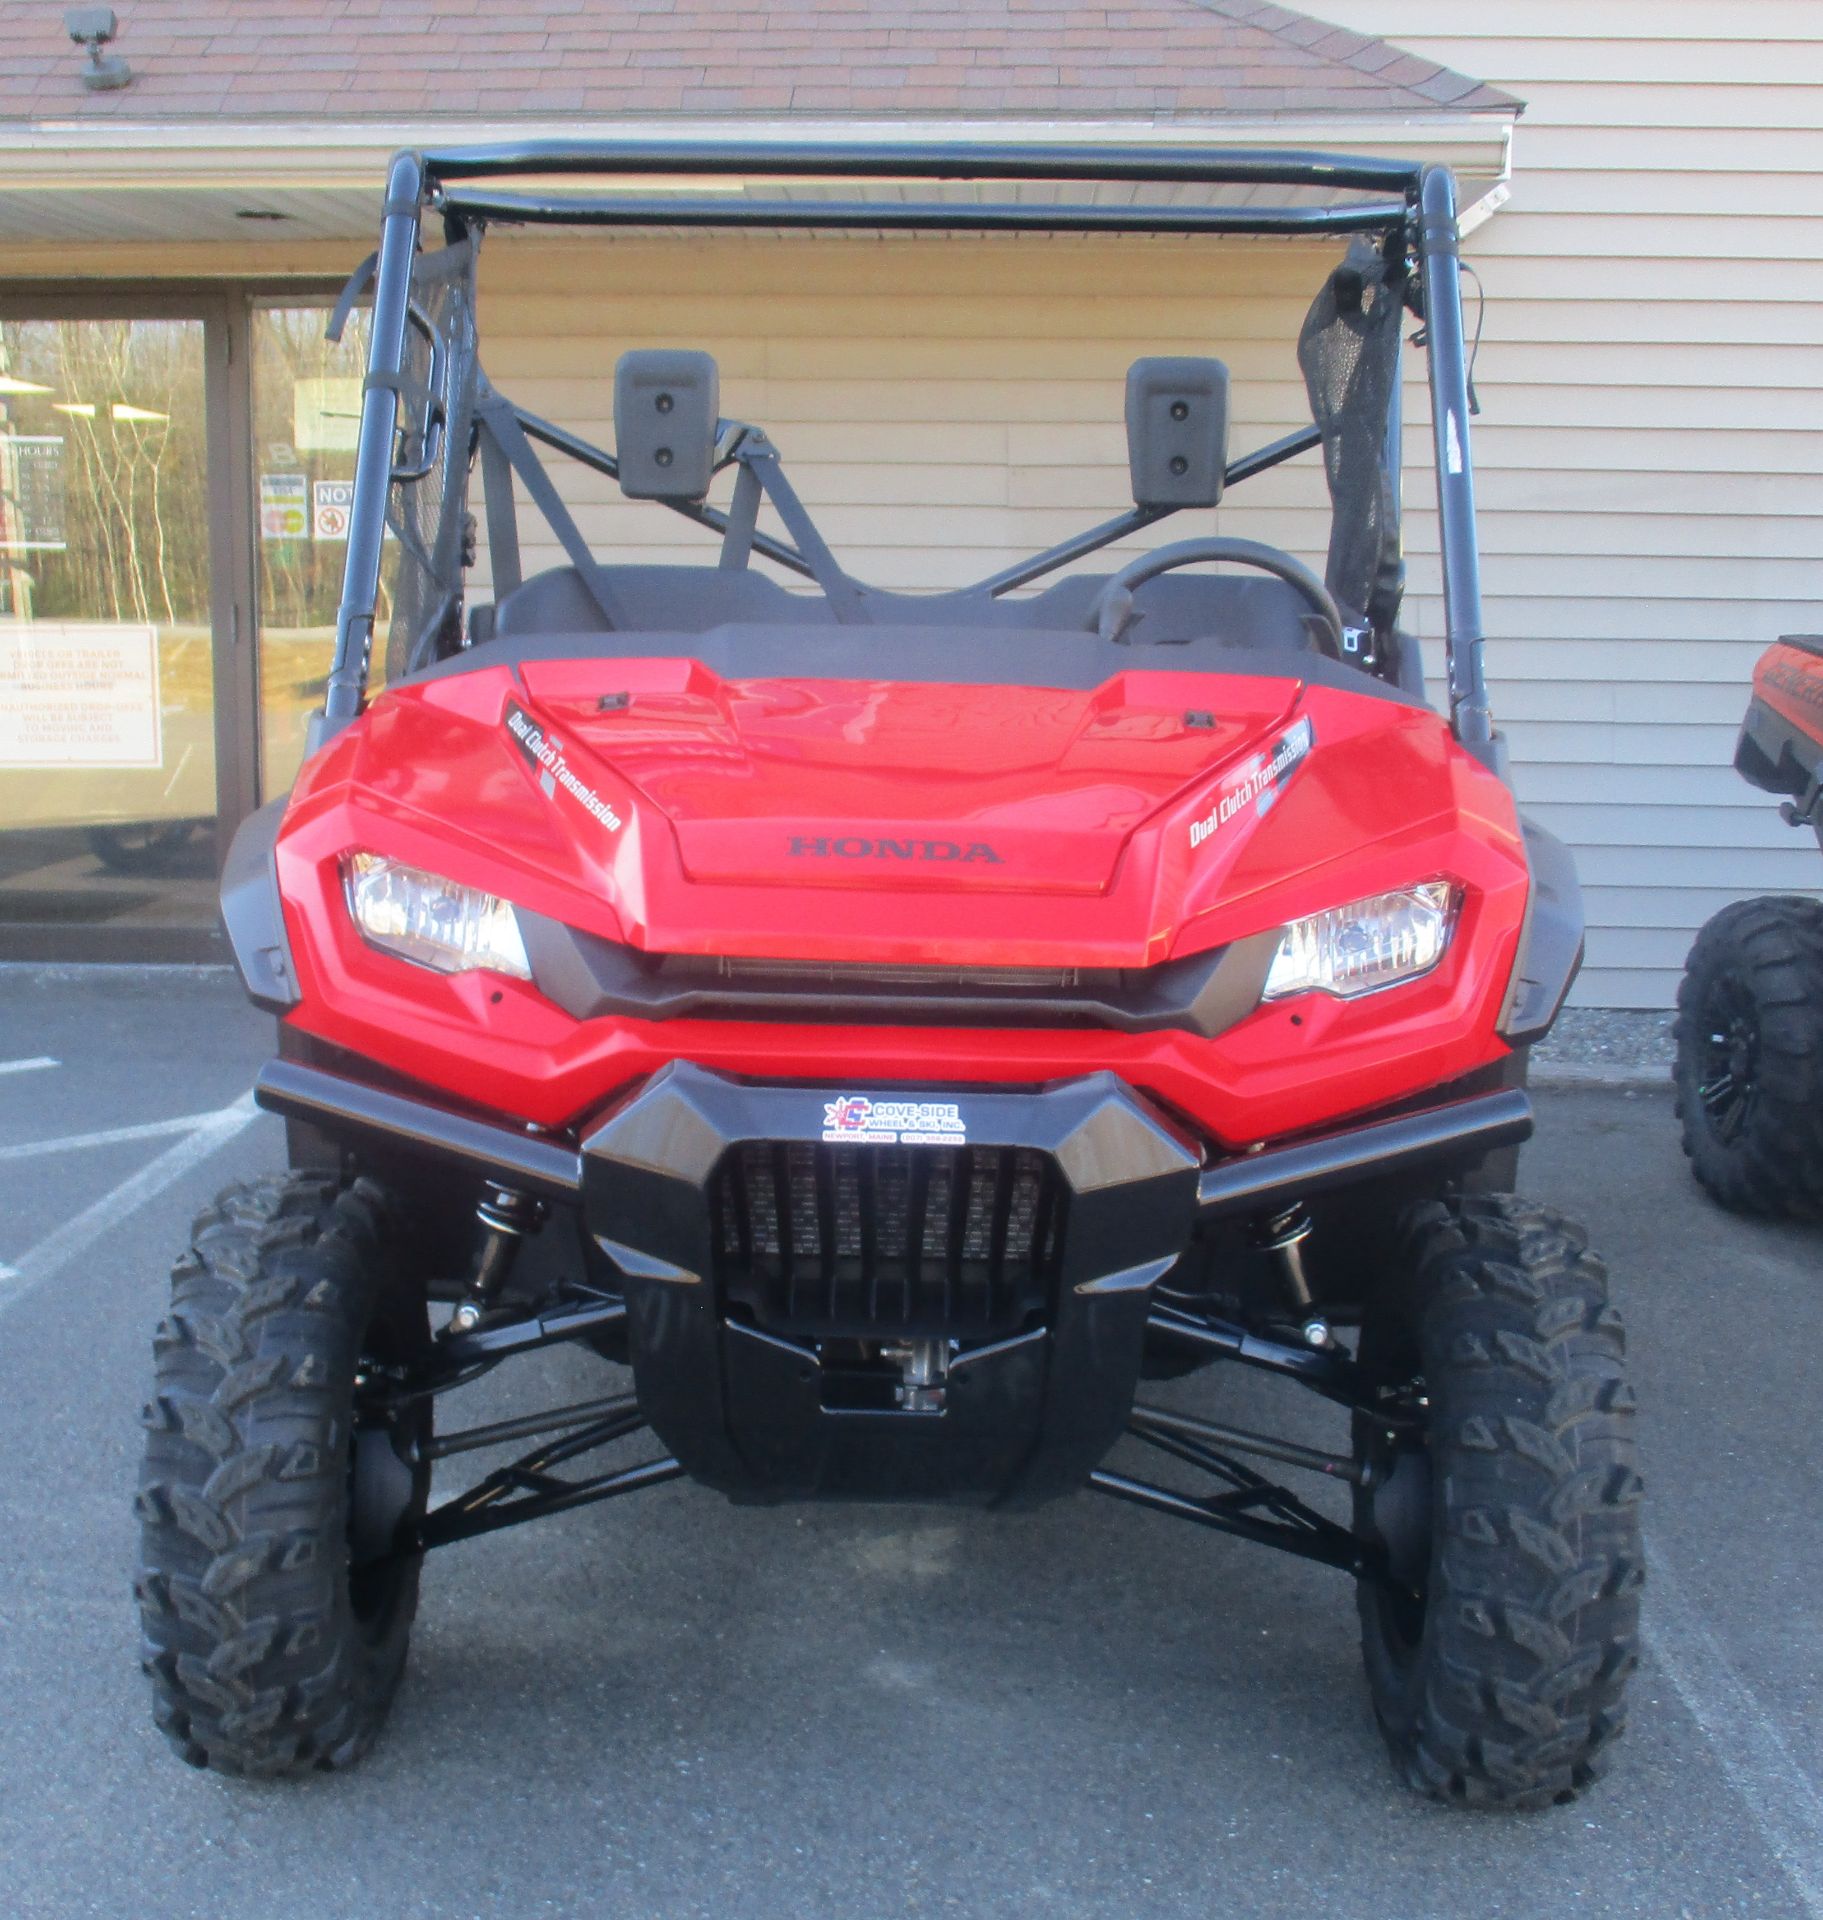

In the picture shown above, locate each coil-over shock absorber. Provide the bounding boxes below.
[447,1183,542,1335]
[1254,1204,1333,1349]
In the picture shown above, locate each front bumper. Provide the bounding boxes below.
[255,1057,1531,1503]
[255,1055,1531,1225]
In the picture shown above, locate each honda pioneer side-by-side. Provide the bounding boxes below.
[1674,636,1823,1214]
[136,144,1642,1808]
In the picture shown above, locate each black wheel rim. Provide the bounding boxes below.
[1358,1384,1433,1653]
[347,1334,431,1630]
[1695,971,1761,1145]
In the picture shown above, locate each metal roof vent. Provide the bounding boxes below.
[65,7,132,91]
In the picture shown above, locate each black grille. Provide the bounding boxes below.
[712,1142,1063,1341]
[522,917,1255,1039]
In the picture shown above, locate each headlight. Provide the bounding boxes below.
[343,852,531,981]
[1262,881,1457,1002]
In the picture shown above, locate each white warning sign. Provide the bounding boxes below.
[0,621,161,768]
[313,479,353,542]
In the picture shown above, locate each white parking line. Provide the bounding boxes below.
[0,1092,259,1317]
[1647,1551,1823,1918]
[0,1056,60,1076]
[0,1109,240,1164]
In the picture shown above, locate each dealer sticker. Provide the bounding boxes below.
[822,1095,968,1146]
[1188,716,1314,850]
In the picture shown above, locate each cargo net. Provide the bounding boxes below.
[383,237,481,683]
[1297,235,1411,636]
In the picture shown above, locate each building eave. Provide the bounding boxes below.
[0,114,1516,250]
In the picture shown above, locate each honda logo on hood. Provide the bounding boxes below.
[789,835,1003,864]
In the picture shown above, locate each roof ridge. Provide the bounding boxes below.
[1180,0,1523,115]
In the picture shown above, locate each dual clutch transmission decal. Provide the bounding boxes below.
[823,1095,968,1147]
[1188,715,1314,851]
[505,700,623,834]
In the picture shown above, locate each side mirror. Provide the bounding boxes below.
[614,349,719,501]
[1125,356,1229,510]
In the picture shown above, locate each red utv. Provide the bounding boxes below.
[1674,636,1823,1213]
[136,143,1641,1808]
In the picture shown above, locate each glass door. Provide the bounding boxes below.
[0,313,219,949]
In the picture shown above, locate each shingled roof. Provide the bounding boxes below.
[0,0,1518,124]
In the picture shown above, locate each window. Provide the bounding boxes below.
[0,315,218,946]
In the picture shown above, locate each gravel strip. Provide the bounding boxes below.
[1532,1007,1675,1085]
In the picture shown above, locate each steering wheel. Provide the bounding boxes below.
[1084,536,1346,659]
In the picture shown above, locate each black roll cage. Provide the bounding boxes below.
[320,141,1491,756]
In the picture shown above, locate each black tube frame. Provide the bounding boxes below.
[437,190,1412,238]
[323,140,1492,745]
[1196,1086,1531,1217]
[1090,1468,1345,1573]
[514,402,817,584]
[254,1053,583,1202]
[323,149,426,730]
[511,409,1325,604]
[1128,1401,1364,1486]
[422,140,1425,192]
[422,1391,637,1462]
[415,1411,683,1551]
[1416,166,1492,749]
[1143,1305,1412,1423]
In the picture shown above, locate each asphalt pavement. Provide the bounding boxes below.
[0,965,1819,1920]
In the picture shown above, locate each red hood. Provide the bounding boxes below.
[294,653,1513,970]
[517,656,1302,897]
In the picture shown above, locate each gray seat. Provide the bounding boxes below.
[491,564,827,637]
[487,563,1324,656]
[1015,571,1321,652]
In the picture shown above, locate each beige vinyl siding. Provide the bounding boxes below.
[474,232,1341,591]
[1304,2,1823,1006]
